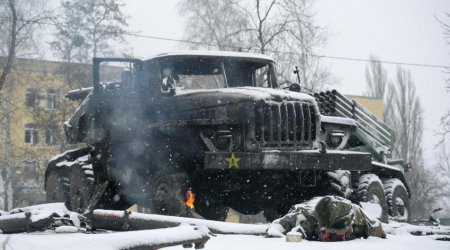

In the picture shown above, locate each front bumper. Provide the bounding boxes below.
[204,150,372,171]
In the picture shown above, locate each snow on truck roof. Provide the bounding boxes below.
[148,50,275,62]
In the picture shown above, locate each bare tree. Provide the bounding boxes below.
[406,159,448,217]
[365,55,388,99]
[51,0,129,89]
[179,0,248,51]
[52,0,128,61]
[436,12,450,145]
[436,11,450,90]
[436,143,450,185]
[385,66,443,218]
[388,67,423,164]
[178,0,334,91]
[434,12,450,216]
[364,55,394,120]
[436,111,450,146]
[0,0,52,90]
[365,60,423,164]
[0,0,52,210]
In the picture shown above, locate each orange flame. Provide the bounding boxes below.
[185,188,195,209]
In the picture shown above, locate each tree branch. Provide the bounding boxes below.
[0,0,18,91]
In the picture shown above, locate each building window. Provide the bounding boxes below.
[24,160,39,181]
[24,124,39,145]
[46,89,58,110]
[45,124,59,145]
[25,88,39,110]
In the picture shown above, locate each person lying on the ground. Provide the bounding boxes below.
[266,195,386,241]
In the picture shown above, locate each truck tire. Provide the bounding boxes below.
[383,179,410,222]
[147,172,191,217]
[46,171,70,204]
[354,174,388,223]
[321,170,352,199]
[69,163,94,212]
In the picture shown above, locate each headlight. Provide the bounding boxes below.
[328,131,345,148]
[201,126,241,152]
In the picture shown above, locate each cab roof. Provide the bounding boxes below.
[147,50,275,63]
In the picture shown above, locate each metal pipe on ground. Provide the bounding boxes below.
[89,210,269,235]
[0,212,57,234]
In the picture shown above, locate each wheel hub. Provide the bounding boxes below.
[394,197,408,221]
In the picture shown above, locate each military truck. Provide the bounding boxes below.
[45,51,410,222]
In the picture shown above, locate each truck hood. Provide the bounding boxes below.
[173,87,316,108]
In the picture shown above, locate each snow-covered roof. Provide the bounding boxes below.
[176,87,316,102]
[148,50,275,62]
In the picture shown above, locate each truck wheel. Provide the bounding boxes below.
[354,174,388,223]
[70,163,94,212]
[321,170,352,199]
[148,172,191,217]
[383,179,410,222]
[46,171,70,204]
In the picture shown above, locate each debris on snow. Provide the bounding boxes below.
[55,225,79,233]
[286,231,303,242]
[0,203,81,234]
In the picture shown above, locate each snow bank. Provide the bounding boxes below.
[0,226,210,250]
[167,233,450,250]
[383,221,450,236]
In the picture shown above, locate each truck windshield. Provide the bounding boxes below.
[149,57,276,90]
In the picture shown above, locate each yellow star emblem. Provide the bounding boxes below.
[225,153,240,169]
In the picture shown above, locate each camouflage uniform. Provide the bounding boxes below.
[266,196,386,241]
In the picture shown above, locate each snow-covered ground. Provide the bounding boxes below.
[0,228,448,250]
[168,234,449,250]
[1,203,449,249]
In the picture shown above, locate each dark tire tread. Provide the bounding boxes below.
[383,178,410,222]
[354,174,389,223]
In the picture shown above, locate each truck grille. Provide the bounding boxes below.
[254,101,316,148]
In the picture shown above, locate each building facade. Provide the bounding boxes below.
[0,58,87,210]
